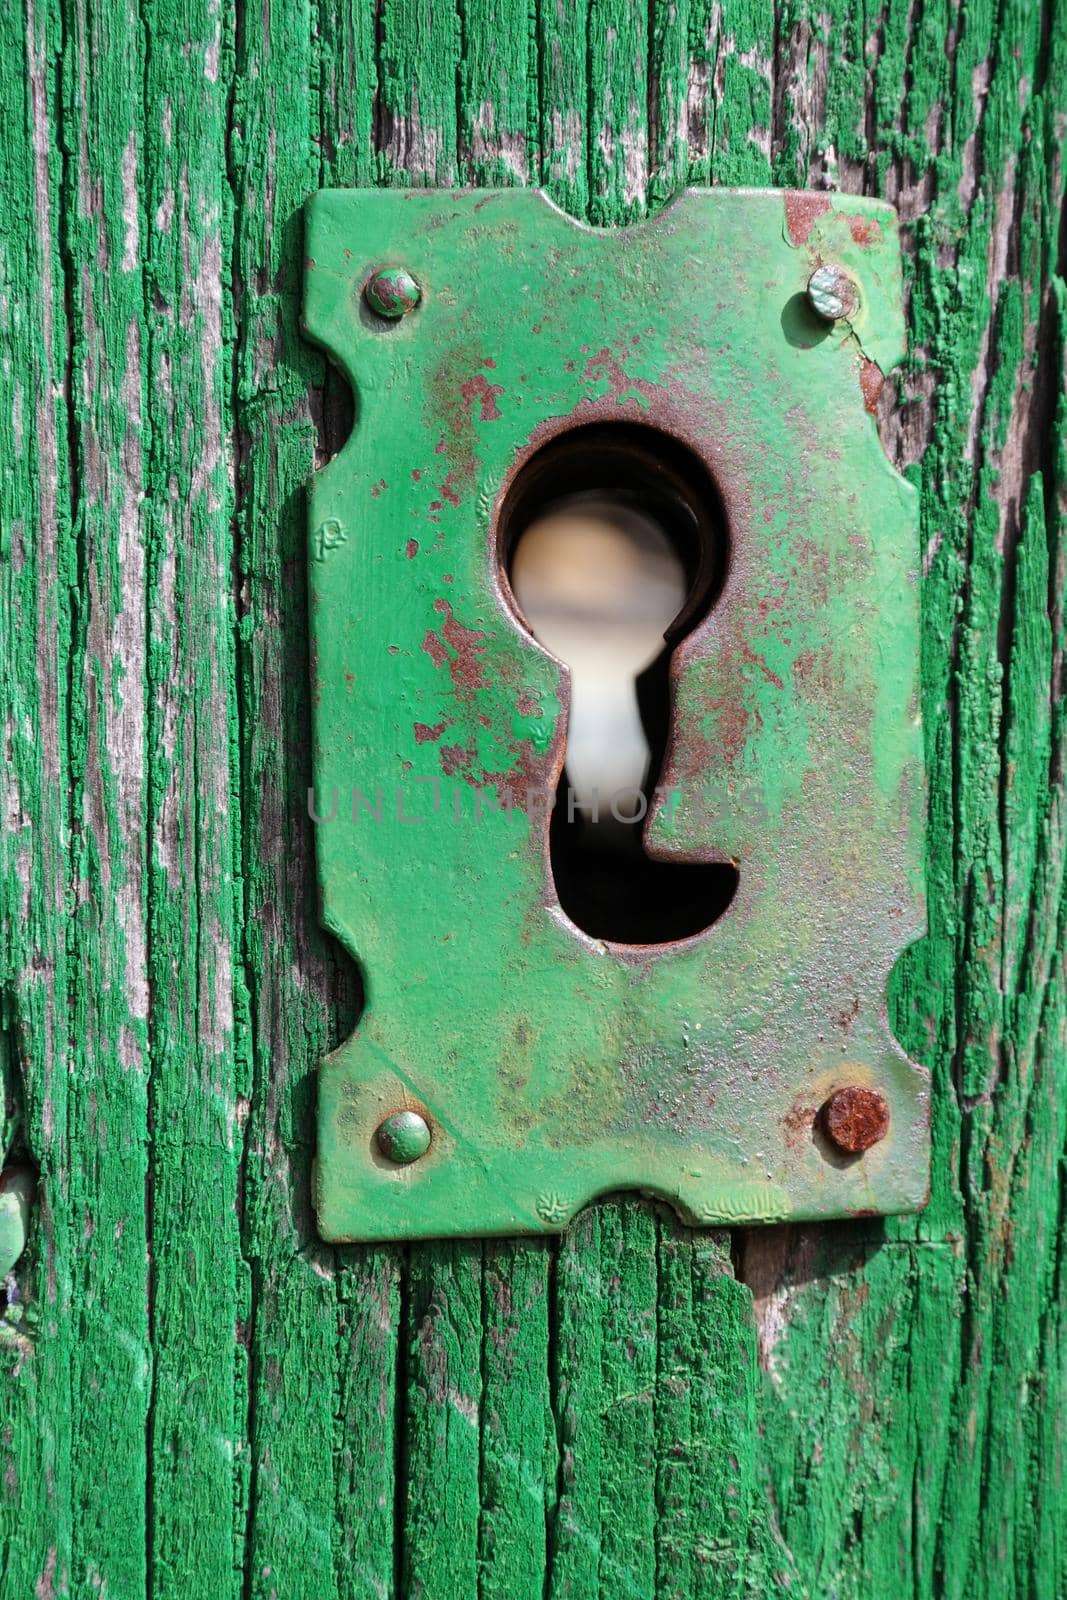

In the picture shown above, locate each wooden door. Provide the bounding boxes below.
[1,3,1064,1595]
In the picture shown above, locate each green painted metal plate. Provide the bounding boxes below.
[303,188,927,1243]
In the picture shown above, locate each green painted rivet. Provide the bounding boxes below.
[0,1167,35,1276]
[364,266,421,320]
[806,264,859,322]
[376,1110,431,1164]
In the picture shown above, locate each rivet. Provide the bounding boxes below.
[376,1110,431,1164]
[0,1166,35,1276]
[822,1086,889,1154]
[806,264,859,322]
[364,266,421,320]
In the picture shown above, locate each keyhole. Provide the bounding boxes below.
[501,423,739,946]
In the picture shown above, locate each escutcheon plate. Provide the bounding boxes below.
[303,188,928,1243]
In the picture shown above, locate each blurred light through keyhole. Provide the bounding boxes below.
[510,493,687,817]
[500,420,736,945]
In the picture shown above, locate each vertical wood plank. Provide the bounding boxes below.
[681,0,717,188]
[655,1224,764,1598]
[333,1248,401,1600]
[58,0,152,1589]
[371,13,495,1598]
[458,0,531,184]
[706,0,774,186]
[477,1241,554,1600]
[0,0,75,1590]
[314,8,403,1597]
[401,1243,483,1598]
[595,1201,658,1598]
[541,13,773,1593]
[743,0,1067,1591]
[454,15,558,1600]
[648,0,692,206]
[537,0,590,216]
[548,1206,603,1597]
[316,0,377,192]
[231,0,366,1592]
[588,0,649,223]
[141,0,247,1591]
[377,0,461,186]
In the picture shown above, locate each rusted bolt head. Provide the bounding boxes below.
[376,1110,431,1164]
[806,264,859,322]
[364,266,421,320]
[822,1087,889,1154]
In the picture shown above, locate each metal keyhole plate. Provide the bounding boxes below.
[303,188,928,1243]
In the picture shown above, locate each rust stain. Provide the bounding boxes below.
[835,997,861,1031]
[739,639,785,691]
[582,346,656,404]
[784,191,831,245]
[793,537,831,580]
[421,629,449,670]
[429,720,559,818]
[473,737,558,815]
[440,743,475,775]
[860,359,884,414]
[459,373,503,421]
[706,697,750,767]
[424,358,505,506]
[413,721,448,744]
[405,538,419,559]
[849,215,883,248]
[423,599,492,711]
[434,599,489,694]
[755,590,786,620]
[783,1098,818,1152]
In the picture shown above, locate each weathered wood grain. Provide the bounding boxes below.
[0,1,1063,1596]
[18,0,154,1591]
[142,3,247,1592]
[230,0,374,1594]
[0,2,74,1592]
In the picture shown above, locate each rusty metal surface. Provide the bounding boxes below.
[302,188,928,1242]
[822,1087,892,1154]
